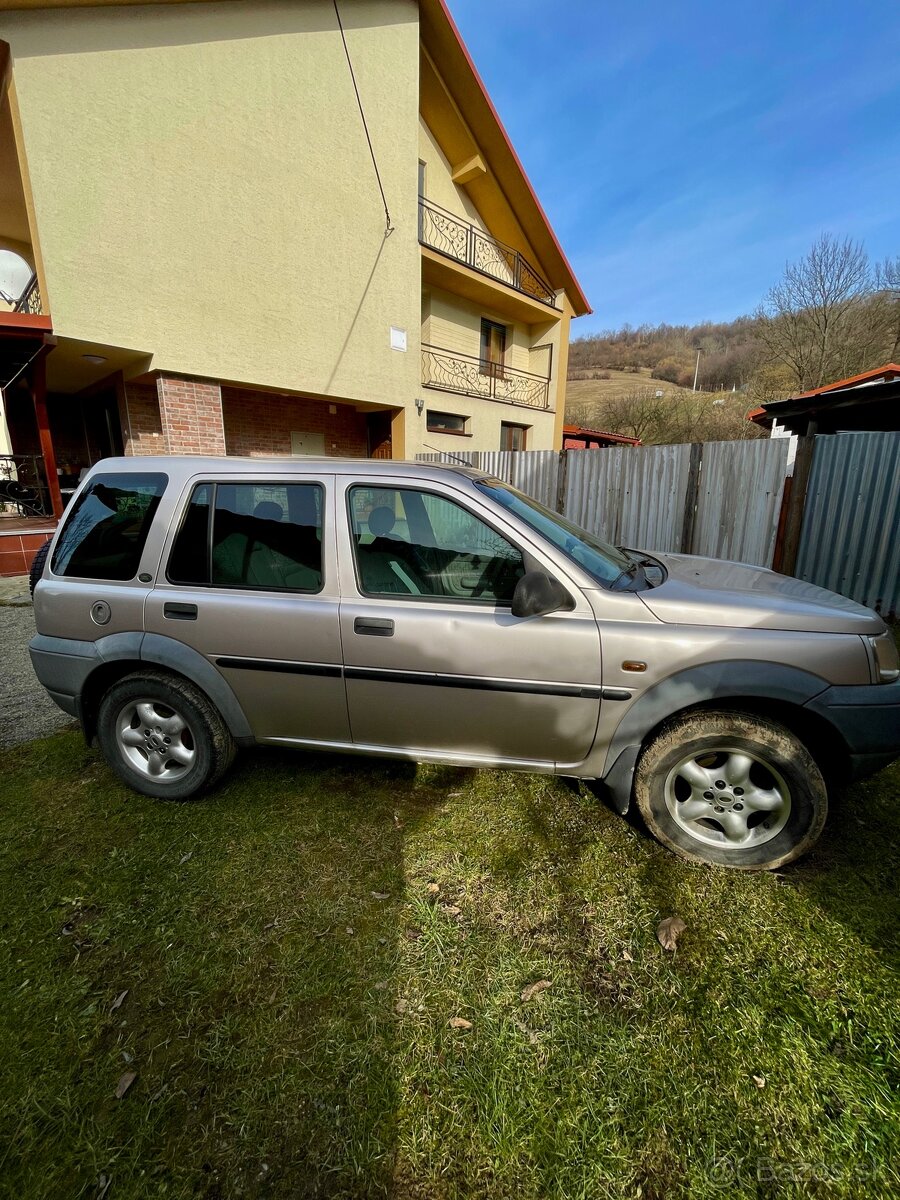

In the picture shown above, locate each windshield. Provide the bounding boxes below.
[475,479,633,587]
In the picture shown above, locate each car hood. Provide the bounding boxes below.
[639,553,884,634]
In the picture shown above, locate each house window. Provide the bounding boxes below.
[426,410,469,435]
[480,318,507,377]
[500,422,528,452]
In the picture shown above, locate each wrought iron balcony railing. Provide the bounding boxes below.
[419,198,557,308]
[0,454,53,517]
[14,274,43,315]
[422,344,551,410]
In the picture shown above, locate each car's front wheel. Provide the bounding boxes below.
[634,710,828,870]
[97,670,235,800]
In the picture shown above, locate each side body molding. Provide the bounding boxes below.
[598,660,832,815]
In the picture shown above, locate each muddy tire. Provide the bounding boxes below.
[97,670,235,800]
[634,710,828,871]
[29,539,51,596]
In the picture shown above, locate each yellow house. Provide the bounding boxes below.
[0,0,589,571]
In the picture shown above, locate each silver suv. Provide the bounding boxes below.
[29,456,899,871]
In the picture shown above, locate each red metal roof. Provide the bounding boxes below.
[789,363,900,401]
[563,425,641,446]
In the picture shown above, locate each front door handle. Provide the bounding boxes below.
[354,617,394,637]
[164,602,198,621]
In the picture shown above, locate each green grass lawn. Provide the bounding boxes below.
[1,733,897,1200]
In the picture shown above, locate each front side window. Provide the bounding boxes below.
[51,472,167,580]
[475,479,632,587]
[168,482,323,592]
[349,485,524,603]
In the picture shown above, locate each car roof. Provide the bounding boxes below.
[91,456,486,483]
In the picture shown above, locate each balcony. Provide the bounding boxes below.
[422,344,550,410]
[419,199,557,310]
[0,454,54,518]
[13,274,43,315]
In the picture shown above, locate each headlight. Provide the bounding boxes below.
[868,631,900,683]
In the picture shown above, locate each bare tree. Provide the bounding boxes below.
[874,255,900,361]
[756,234,872,390]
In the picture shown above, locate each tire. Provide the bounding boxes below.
[633,710,828,871]
[29,539,51,596]
[96,670,236,800]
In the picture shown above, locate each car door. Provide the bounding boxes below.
[144,473,349,743]
[337,476,602,767]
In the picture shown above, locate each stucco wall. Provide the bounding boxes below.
[2,0,421,410]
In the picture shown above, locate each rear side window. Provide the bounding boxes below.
[51,473,167,581]
[168,482,324,593]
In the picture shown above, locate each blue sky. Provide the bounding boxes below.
[449,0,900,334]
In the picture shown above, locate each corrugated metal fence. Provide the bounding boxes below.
[419,438,792,568]
[795,432,900,617]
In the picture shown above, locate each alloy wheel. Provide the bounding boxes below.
[663,745,791,849]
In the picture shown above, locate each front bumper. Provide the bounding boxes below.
[804,678,900,781]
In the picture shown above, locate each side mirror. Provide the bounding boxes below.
[511,571,574,619]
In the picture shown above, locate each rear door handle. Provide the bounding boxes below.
[354,617,394,637]
[164,602,198,621]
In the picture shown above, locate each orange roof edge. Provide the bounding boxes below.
[792,363,900,400]
[563,424,641,445]
[431,0,591,317]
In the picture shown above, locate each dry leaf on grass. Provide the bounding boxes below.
[441,905,462,918]
[656,916,687,951]
[370,891,389,900]
[115,1071,138,1100]
[448,1017,472,1030]
[110,989,128,1012]
[622,949,634,963]
[178,851,192,865]
[394,999,409,1014]
[426,883,440,900]
[520,979,552,1002]
[752,1075,766,1089]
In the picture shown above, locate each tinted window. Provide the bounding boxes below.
[168,482,324,592]
[51,473,167,580]
[349,485,523,603]
[167,484,211,585]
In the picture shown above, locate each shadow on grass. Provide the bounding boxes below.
[2,729,897,1200]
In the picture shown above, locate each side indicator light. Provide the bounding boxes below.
[622,661,647,673]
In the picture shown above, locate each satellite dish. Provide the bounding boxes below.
[0,250,33,306]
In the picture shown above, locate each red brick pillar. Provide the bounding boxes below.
[156,376,226,456]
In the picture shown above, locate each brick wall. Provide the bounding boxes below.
[157,376,226,456]
[120,383,164,456]
[222,387,368,457]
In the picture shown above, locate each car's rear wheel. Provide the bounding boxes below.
[97,671,235,799]
[634,710,828,870]
[29,539,51,596]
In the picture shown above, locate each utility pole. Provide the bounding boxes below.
[692,350,701,392]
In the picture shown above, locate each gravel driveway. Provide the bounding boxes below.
[0,598,74,749]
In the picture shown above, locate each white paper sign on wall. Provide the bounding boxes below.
[390,327,407,352]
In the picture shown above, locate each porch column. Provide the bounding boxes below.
[157,375,226,456]
[31,350,63,518]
